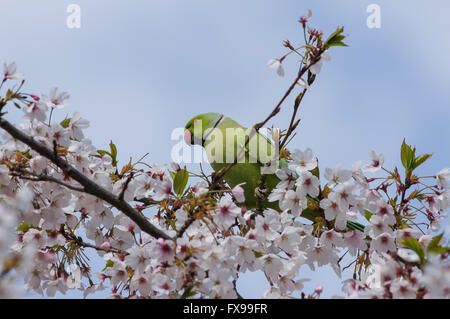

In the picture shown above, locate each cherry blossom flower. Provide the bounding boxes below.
[231,183,246,203]
[23,229,48,249]
[267,59,285,77]
[28,155,48,175]
[50,123,70,147]
[267,187,287,204]
[343,230,368,256]
[174,207,188,230]
[280,189,307,217]
[351,160,368,188]
[23,101,48,122]
[111,228,135,250]
[152,180,172,201]
[275,167,297,189]
[363,150,384,172]
[320,192,346,226]
[260,253,283,282]
[214,197,240,229]
[334,182,357,209]
[306,243,339,268]
[255,209,281,242]
[226,236,258,270]
[3,62,23,80]
[68,112,90,140]
[275,226,301,254]
[105,261,128,287]
[298,9,312,26]
[296,78,310,89]
[0,165,11,186]
[371,233,396,253]
[395,228,422,241]
[125,246,152,273]
[129,271,152,296]
[0,205,17,256]
[288,148,317,173]
[153,238,174,262]
[191,181,208,197]
[390,278,417,299]
[419,256,450,298]
[66,264,82,289]
[319,229,344,248]
[370,199,396,225]
[324,164,352,188]
[308,51,330,75]
[42,87,70,110]
[365,214,393,238]
[436,168,450,190]
[296,170,319,197]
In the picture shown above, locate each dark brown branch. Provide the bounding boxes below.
[134,197,175,206]
[0,117,172,241]
[177,216,195,238]
[119,172,134,201]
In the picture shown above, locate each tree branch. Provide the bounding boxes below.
[0,117,173,241]
[60,225,128,255]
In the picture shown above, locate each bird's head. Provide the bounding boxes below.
[184,112,225,147]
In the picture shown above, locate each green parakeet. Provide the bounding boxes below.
[184,112,279,210]
[184,112,365,232]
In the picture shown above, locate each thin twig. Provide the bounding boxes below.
[11,169,85,192]
[60,225,127,255]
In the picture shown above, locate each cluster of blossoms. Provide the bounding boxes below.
[0,11,448,299]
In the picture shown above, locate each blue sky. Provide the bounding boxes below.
[2,0,449,298]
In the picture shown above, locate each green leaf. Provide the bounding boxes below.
[427,233,443,252]
[400,139,415,172]
[412,153,433,171]
[109,141,118,167]
[13,102,21,109]
[253,251,264,258]
[364,209,373,222]
[426,233,450,254]
[109,141,117,158]
[173,168,189,196]
[167,218,177,231]
[5,89,20,101]
[323,26,348,50]
[400,237,425,264]
[181,285,197,299]
[310,166,320,179]
[60,118,71,128]
[16,222,31,232]
[102,259,114,271]
[97,150,110,156]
